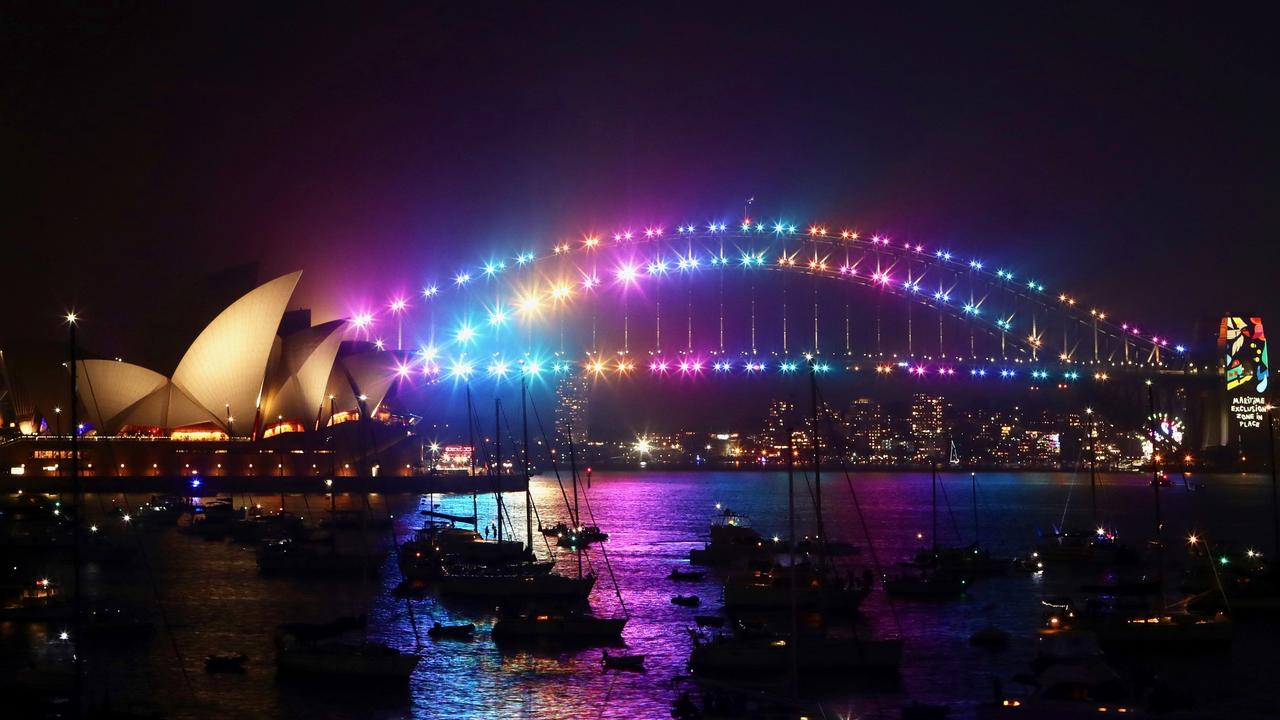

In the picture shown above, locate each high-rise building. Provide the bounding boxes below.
[554,372,590,452]
[762,399,795,457]
[846,398,890,462]
[910,393,946,462]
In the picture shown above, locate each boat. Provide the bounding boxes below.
[792,536,860,556]
[672,594,700,607]
[178,498,237,539]
[229,509,306,543]
[204,652,248,672]
[693,614,725,628]
[275,634,420,679]
[668,567,706,581]
[320,509,393,530]
[722,563,870,611]
[278,615,367,642]
[437,568,596,600]
[1040,595,1232,647]
[256,539,385,575]
[689,508,776,566]
[554,524,609,548]
[427,621,475,639]
[398,524,533,579]
[969,625,1010,649]
[492,610,626,641]
[601,650,645,671]
[915,543,1011,577]
[688,628,903,675]
[884,570,967,598]
[976,661,1146,719]
[1033,528,1139,566]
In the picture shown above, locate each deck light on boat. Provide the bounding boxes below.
[59,631,69,640]
[1001,699,1021,707]
[122,514,131,523]
[1187,534,1198,545]
[89,525,98,533]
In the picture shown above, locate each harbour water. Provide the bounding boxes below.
[9,470,1280,718]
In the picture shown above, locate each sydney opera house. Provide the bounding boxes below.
[0,272,423,481]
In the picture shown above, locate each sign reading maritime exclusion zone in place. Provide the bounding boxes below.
[1220,316,1270,433]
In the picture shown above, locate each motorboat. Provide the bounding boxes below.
[1033,528,1139,567]
[601,650,645,671]
[276,634,420,679]
[671,594,700,607]
[427,621,475,639]
[723,563,870,611]
[554,524,609,548]
[689,508,776,566]
[205,652,248,672]
[915,543,1011,577]
[883,570,967,598]
[688,628,903,675]
[492,610,626,641]
[668,567,706,581]
[437,569,595,600]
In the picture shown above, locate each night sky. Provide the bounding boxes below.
[6,3,1277,365]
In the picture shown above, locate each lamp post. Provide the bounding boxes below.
[1267,404,1278,561]
[65,311,82,718]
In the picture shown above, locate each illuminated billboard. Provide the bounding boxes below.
[1219,316,1269,432]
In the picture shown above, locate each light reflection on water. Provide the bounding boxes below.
[30,471,1280,718]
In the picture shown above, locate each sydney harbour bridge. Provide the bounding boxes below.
[344,216,1230,450]
[368,220,1202,375]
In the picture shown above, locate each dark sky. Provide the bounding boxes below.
[6,2,1277,363]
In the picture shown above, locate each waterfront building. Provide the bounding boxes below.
[0,272,421,480]
[553,371,590,453]
[909,393,946,463]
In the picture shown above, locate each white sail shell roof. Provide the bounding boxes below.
[170,271,302,432]
[261,319,346,429]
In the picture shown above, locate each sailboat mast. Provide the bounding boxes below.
[522,376,532,556]
[1268,407,1279,560]
[466,383,478,528]
[809,367,824,550]
[495,398,503,543]
[68,316,82,717]
[1147,381,1161,543]
[786,425,799,700]
[566,418,582,579]
[1088,408,1098,527]
[971,471,979,547]
[931,462,939,554]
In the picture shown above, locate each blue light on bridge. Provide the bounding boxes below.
[448,357,475,380]
[454,323,478,344]
[488,306,509,327]
[486,359,511,379]
[422,284,439,298]
[969,260,984,270]
[963,303,980,315]
[515,252,535,266]
[453,271,472,287]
